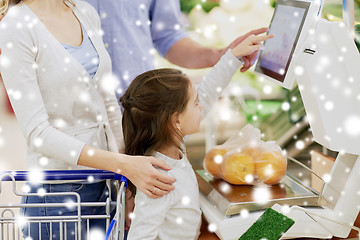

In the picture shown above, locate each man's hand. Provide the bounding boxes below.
[221,27,269,72]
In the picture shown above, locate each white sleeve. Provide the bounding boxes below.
[102,91,125,152]
[127,190,173,240]
[0,19,85,166]
[197,49,243,119]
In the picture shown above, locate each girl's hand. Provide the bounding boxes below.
[123,155,176,198]
[231,34,274,69]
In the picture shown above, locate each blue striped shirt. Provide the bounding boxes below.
[85,0,188,97]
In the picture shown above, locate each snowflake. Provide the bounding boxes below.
[281,205,291,214]
[16,216,28,227]
[229,16,236,22]
[324,101,334,111]
[252,186,271,203]
[281,102,290,111]
[91,58,99,65]
[294,65,304,76]
[65,199,76,210]
[33,138,43,147]
[245,174,254,184]
[344,115,360,136]
[208,223,217,232]
[195,4,202,10]
[128,212,135,220]
[135,20,142,26]
[295,140,305,150]
[123,72,130,81]
[322,173,331,183]
[219,182,231,194]
[27,169,45,184]
[101,12,107,19]
[38,157,49,166]
[37,188,46,196]
[88,229,105,240]
[54,119,67,128]
[70,150,77,157]
[64,57,71,64]
[87,176,94,183]
[22,185,31,193]
[263,85,272,94]
[87,149,95,157]
[240,209,249,218]
[0,55,11,68]
[176,217,183,224]
[155,22,164,31]
[79,92,90,102]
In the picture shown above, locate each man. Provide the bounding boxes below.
[85,0,268,97]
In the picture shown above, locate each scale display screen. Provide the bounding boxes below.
[255,0,311,85]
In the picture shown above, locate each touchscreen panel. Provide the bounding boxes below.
[255,0,310,83]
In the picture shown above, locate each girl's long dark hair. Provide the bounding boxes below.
[119,68,191,194]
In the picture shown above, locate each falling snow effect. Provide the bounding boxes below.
[1,1,360,240]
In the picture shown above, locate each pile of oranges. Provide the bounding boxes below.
[203,147,286,185]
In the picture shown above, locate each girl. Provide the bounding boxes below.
[121,33,272,240]
[0,0,175,238]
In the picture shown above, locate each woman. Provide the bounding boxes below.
[0,0,175,238]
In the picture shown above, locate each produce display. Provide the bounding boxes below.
[203,125,287,185]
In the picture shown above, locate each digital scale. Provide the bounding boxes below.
[199,0,360,239]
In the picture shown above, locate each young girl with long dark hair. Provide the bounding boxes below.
[120,32,273,239]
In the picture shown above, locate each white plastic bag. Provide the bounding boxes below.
[203,124,287,185]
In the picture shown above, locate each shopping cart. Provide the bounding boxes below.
[0,170,127,240]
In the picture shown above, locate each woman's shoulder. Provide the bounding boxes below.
[73,1,99,20]
[0,4,33,44]
[72,0,101,29]
[1,3,28,25]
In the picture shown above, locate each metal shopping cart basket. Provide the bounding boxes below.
[0,170,127,240]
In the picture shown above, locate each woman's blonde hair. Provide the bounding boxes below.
[0,0,75,15]
[0,0,20,15]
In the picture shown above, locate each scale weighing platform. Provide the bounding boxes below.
[196,169,323,218]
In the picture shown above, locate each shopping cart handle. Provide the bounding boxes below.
[0,170,125,182]
[120,175,128,188]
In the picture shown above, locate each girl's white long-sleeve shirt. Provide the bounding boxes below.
[127,51,242,240]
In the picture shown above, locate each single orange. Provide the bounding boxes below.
[221,152,255,185]
[254,151,287,185]
[203,147,228,178]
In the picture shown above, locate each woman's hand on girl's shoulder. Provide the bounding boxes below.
[123,155,176,199]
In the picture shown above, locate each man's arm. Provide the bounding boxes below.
[165,27,269,72]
